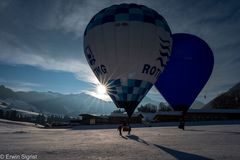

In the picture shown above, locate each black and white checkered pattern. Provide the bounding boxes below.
[107,79,152,102]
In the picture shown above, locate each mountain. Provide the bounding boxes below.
[0,85,17,99]
[0,85,114,116]
[29,93,115,116]
[0,85,159,116]
[203,82,240,109]
[190,100,205,109]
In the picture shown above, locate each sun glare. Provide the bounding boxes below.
[97,84,107,94]
[86,84,110,101]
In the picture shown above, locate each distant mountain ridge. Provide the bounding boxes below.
[0,85,160,116]
[204,82,240,109]
[0,85,114,116]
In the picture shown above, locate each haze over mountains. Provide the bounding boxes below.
[1,82,239,116]
[0,85,114,116]
[0,85,161,116]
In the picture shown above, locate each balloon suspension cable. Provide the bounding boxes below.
[127,116,130,126]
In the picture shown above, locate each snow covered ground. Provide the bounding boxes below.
[0,120,240,160]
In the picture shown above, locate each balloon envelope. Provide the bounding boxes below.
[155,33,214,112]
[84,4,172,117]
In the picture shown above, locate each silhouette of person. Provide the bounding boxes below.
[178,120,185,130]
[118,124,122,136]
[128,125,131,135]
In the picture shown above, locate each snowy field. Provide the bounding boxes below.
[0,120,240,160]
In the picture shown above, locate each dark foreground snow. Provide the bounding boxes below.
[0,121,240,160]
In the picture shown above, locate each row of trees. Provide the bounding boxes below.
[137,102,172,113]
[0,109,18,120]
[111,102,172,114]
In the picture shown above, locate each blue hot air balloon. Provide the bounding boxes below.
[84,4,172,117]
[155,33,214,113]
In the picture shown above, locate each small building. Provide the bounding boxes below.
[79,114,97,125]
[153,109,240,122]
[78,113,142,125]
[79,114,109,125]
[153,111,182,122]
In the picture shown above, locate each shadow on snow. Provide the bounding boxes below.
[125,134,149,145]
[154,144,213,160]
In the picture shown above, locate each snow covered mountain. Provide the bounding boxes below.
[0,85,160,116]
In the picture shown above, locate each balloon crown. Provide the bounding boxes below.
[84,3,171,35]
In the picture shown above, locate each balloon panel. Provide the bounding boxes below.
[155,33,214,111]
[84,21,171,84]
[108,79,152,117]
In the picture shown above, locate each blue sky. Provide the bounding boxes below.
[0,0,239,103]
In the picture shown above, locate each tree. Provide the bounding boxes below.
[112,109,125,114]
[138,103,157,113]
[158,102,172,111]
[36,114,46,125]
[9,110,17,120]
[5,110,10,119]
[63,115,70,122]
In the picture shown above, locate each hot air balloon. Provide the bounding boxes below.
[84,4,172,117]
[155,33,214,129]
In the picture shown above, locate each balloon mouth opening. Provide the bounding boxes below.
[114,101,140,118]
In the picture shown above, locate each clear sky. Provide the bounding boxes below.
[0,0,239,103]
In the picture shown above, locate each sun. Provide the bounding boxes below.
[96,84,107,94]
[86,84,110,101]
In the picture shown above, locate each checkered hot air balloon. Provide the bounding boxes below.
[84,3,172,117]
